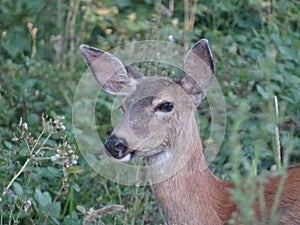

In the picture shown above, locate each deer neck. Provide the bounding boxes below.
[149,120,236,225]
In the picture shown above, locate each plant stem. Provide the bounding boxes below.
[0,157,31,203]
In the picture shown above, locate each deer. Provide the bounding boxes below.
[80,39,300,225]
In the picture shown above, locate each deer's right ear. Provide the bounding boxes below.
[180,39,214,106]
[80,45,143,95]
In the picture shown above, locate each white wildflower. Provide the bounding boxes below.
[51,154,60,162]
[22,122,28,130]
[24,200,32,212]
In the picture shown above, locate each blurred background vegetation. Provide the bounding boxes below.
[0,0,299,224]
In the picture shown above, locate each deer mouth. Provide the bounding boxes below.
[106,149,135,162]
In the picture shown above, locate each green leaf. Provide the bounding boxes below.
[26,113,39,124]
[71,183,81,192]
[13,182,23,196]
[62,212,79,224]
[115,0,131,8]
[4,141,12,149]
[33,189,61,218]
[47,166,62,177]
[36,167,62,179]
[34,188,52,209]
[256,84,269,100]
[50,202,61,219]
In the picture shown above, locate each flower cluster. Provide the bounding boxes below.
[12,115,78,168]
[12,118,36,146]
[51,141,79,168]
[42,115,66,131]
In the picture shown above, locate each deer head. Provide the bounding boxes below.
[80,39,214,166]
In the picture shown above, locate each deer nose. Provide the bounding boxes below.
[104,134,128,159]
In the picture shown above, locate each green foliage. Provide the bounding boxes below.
[0,0,299,224]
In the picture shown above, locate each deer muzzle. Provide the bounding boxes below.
[104,134,132,161]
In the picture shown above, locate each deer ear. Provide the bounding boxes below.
[180,39,214,105]
[80,44,143,95]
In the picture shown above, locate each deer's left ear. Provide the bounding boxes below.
[180,39,214,105]
[80,44,144,95]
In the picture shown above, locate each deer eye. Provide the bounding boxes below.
[155,102,174,112]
